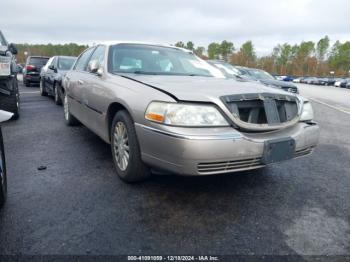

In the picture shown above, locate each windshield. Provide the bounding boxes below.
[108,44,223,77]
[58,57,76,70]
[247,69,275,80]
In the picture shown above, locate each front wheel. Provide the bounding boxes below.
[24,79,30,87]
[40,80,47,96]
[0,129,7,208]
[63,94,78,126]
[111,111,150,182]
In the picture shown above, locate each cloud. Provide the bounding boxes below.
[1,0,349,55]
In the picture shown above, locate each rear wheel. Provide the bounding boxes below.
[63,93,78,126]
[40,79,47,96]
[24,79,30,87]
[0,129,7,208]
[111,111,150,182]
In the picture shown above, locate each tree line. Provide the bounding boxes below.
[15,43,88,64]
[14,38,350,77]
[175,36,350,77]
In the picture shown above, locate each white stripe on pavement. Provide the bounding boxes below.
[310,98,350,115]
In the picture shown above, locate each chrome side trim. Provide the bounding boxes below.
[135,123,242,140]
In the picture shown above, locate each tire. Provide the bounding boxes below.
[0,129,7,209]
[111,110,150,182]
[54,83,62,105]
[40,79,48,96]
[0,78,20,120]
[63,93,78,126]
[24,79,30,87]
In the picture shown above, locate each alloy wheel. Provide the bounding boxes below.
[113,122,130,171]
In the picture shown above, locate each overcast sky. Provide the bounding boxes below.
[1,0,349,56]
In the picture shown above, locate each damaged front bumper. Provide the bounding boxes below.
[136,121,320,176]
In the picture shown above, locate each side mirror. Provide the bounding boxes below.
[8,43,18,55]
[88,60,102,76]
[49,65,57,72]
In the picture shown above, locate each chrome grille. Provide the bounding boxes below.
[197,157,263,175]
[294,147,313,158]
[221,93,299,125]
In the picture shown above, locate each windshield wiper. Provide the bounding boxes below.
[187,74,211,77]
[133,70,159,75]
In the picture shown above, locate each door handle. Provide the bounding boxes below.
[78,80,84,85]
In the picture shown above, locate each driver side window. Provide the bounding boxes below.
[74,48,95,71]
[43,57,54,71]
[88,45,106,67]
[50,57,57,70]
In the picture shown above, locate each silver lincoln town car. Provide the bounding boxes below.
[62,42,319,182]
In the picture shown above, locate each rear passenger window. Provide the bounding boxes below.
[74,48,95,71]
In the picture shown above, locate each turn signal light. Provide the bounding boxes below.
[145,113,164,123]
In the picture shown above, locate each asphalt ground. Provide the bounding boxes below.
[0,81,349,257]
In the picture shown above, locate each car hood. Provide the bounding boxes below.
[258,78,296,88]
[121,74,293,102]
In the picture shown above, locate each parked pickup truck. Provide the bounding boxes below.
[0,30,20,119]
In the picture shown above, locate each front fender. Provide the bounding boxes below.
[0,110,13,122]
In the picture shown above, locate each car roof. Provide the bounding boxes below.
[55,55,77,59]
[98,41,192,53]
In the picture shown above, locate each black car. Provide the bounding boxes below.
[23,56,50,87]
[0,30,20,119]
[0,110,12,208]
[323,77,338,86]
[40,56,76,105]
[235,66,299,94]
[339,78,350,88]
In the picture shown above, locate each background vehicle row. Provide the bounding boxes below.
[40,56,76,104]
[23,56,49,87]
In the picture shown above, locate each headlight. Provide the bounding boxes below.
[145,101,229,126]
[300,102,314,121]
